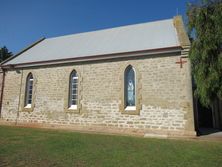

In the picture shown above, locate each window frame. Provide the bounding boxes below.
[68,70,78,110]
[25,74,33,108]
[21,72,35,112]
[64,69,82,113]
[124,65,136,111]
[119,64,141,115]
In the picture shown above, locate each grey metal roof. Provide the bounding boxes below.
[4,18,180,65]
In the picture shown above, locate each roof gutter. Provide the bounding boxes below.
[1,46,182,69]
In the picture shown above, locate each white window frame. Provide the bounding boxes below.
[68,71,78,109]
[25,74,33,108]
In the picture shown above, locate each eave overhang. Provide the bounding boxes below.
[1,45,182,69]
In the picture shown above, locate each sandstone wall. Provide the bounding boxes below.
[1,53,196,136]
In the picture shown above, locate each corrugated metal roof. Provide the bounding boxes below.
[4,18,180,65]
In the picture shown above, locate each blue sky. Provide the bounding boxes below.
[0,0,191,54]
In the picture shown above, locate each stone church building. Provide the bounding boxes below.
[0,16,199,137]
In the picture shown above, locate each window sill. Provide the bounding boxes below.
[125,106,136,111]
[65,105,79,113]
[21,105,34,112]
[121,106,139,115]
[68,105,77,110]
[24,104,32,108]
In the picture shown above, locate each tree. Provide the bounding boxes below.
[0,46,13,63]
[187,0,222,107]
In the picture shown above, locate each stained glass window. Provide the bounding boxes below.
[124,66,135,108]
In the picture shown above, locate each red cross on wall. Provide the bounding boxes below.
[176,57,187,68]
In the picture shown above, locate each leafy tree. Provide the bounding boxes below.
[187,0,222,107]
[0,46,13,63]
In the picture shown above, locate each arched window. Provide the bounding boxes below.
[124,65,136,110]
[69,70,78,109]
[25,73,33,108]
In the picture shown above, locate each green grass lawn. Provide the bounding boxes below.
[0,126,221,167]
